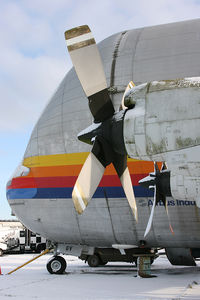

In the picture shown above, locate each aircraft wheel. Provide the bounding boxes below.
[87,254,100,267]
[47,256,67,274]
[151,258,154,265]
[100,261,107,266]
[100,259,107,266]
[0,248,3,256]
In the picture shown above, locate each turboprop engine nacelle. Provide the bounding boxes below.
[123,78,200,207]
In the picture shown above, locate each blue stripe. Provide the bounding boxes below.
[7,186,154,200]
[7,188,37,200]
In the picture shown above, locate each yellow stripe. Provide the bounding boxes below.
[127,157,138,162]
[23,152,89,167]
[23,152,139,168]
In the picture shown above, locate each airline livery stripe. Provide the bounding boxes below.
[27,162,155,177]
[23,154,155,177]
[28,165,82,177]
[23,153,140,168]
[8,174,149,189]
[7,186,154,200]
[23,152,90,167]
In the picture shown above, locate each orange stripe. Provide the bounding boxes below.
[26,160,159,177]
[127,161,159,174]
[28,165,83,177]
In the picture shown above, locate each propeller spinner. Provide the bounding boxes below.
[65,25,137,221]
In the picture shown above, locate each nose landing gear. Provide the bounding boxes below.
[46,256,67,274]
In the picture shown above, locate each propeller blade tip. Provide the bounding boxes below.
[169,224,174,235]
[72,185,88,215]
[144,228,151,238]
[133,209,138,223]
[65,25,90,40]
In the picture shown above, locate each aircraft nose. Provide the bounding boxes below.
[6,163,30,192]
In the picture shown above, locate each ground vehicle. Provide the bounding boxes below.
[79,247,157,267]
[0,225,46,255]
[19,229,46,253]
[0,242,7,256]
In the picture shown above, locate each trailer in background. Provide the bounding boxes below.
[19,229,46,254]
[0,220,46,255]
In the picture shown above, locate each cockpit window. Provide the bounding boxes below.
[10,163,30,179]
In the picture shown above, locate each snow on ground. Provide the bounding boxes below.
[0,253,200,299]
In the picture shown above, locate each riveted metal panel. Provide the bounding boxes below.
[18,19,200,248]
[133,19,200,82]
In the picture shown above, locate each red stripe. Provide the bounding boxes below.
[10,177,36,189]
[8,174,148,189]
[99,174,145,186]
[35,177,76,188]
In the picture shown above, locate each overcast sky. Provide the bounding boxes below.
[1,0,200,219]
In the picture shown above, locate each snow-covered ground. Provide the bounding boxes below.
[0,253,200,299]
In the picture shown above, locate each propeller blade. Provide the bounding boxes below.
[120,167,138,222]
[165,203,174,234]
[72,152,105,214]
[161,161,167,171]
[157,162,174,234]
[91,136,113,167]
[112,153,138,222]
[154,161,160,174]
[65,25,114,122]
[143,160,174,237]
[144,185,157,238]
[121,81,135,110]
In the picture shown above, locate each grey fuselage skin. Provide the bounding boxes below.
[7,19,200,250]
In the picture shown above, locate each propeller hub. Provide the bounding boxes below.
[139,168,171,198]
[78,110,127,155]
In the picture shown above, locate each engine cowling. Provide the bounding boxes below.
[123,78,200,160]
[123,78,200,207]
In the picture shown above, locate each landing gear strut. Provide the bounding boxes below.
[46,256,67,274]
[137,255,157,278]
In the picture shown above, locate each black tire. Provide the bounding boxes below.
[0,249,3,256]
[99,258,108,266]
[100,261,108,266]
[46,256,67,274]
[151,258,154,265]
[87,255,100,267]
[20,246,25,254]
